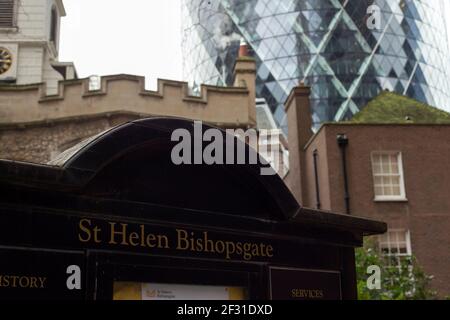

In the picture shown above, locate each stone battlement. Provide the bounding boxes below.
[0,74,255,128]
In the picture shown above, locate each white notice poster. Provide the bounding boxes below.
[141,283,244,300]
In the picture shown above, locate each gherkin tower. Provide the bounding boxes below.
[181,0,450,130]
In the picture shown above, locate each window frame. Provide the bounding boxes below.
[0,0,18,30]
[371,151,407,202]
[379,229,413,270]
[378,229,412,258]
[49,6,59,44]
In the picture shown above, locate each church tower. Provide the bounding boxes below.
[0,0,76,94]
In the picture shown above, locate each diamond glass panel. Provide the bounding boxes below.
[182,0,450,131]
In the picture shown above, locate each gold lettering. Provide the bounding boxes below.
[38,277,46,288]
[243,243,252,261]
[266,245,274,257]
[11,276,19,287]
[251,244,260,257]
[30,277,38,288]
[215,241,225,254]
[19,276,30,288]
[109,222,129,245]
[78,219,92,242]
[203,232,215,253]
[93,226,102,243]
[146,233,157,248]
[80,220,275,261]
[129,232,139,247]
[190,232,196,251]
[195,238,204,251]
[176,229,189,250]
[3,275,9,287]
[0,275,46,289]
[157,235,169,249]
[225,242,235,259]
[292,289,324,299]
[235,242,242,255]
[140,225,146,247]
[259,243,266,257]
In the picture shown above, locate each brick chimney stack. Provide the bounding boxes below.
[238,38,249,57]
[233,39,257,128]
[284,84,313,204]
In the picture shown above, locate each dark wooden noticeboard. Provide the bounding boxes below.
[0,249,85,300]
[270,267,342,300]
[0,118,387,300]
[0,209,341,266]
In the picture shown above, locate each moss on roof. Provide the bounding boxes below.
[349,91,450,124]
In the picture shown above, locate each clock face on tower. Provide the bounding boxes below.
[0,47,13,75]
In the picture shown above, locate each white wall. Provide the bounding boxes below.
[16,46,44,84]
[0,0,65,91]
[3,0,49,41]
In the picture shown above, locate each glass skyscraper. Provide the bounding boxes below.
[181,0,450,130]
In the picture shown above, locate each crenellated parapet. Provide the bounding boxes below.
[0,74,255,128]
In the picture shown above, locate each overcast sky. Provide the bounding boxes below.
[59,0,450,89]
[59,0,183,89]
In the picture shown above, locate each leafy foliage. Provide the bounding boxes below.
[350,91,450,124]
[355,238,437,300]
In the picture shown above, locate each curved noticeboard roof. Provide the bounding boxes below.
[44,117,301,221]
[0,117,387,238]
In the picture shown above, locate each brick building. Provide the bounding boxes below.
[285,87,450,297]
[0,70,257,163]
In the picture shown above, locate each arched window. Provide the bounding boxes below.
[50,7,58,44]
